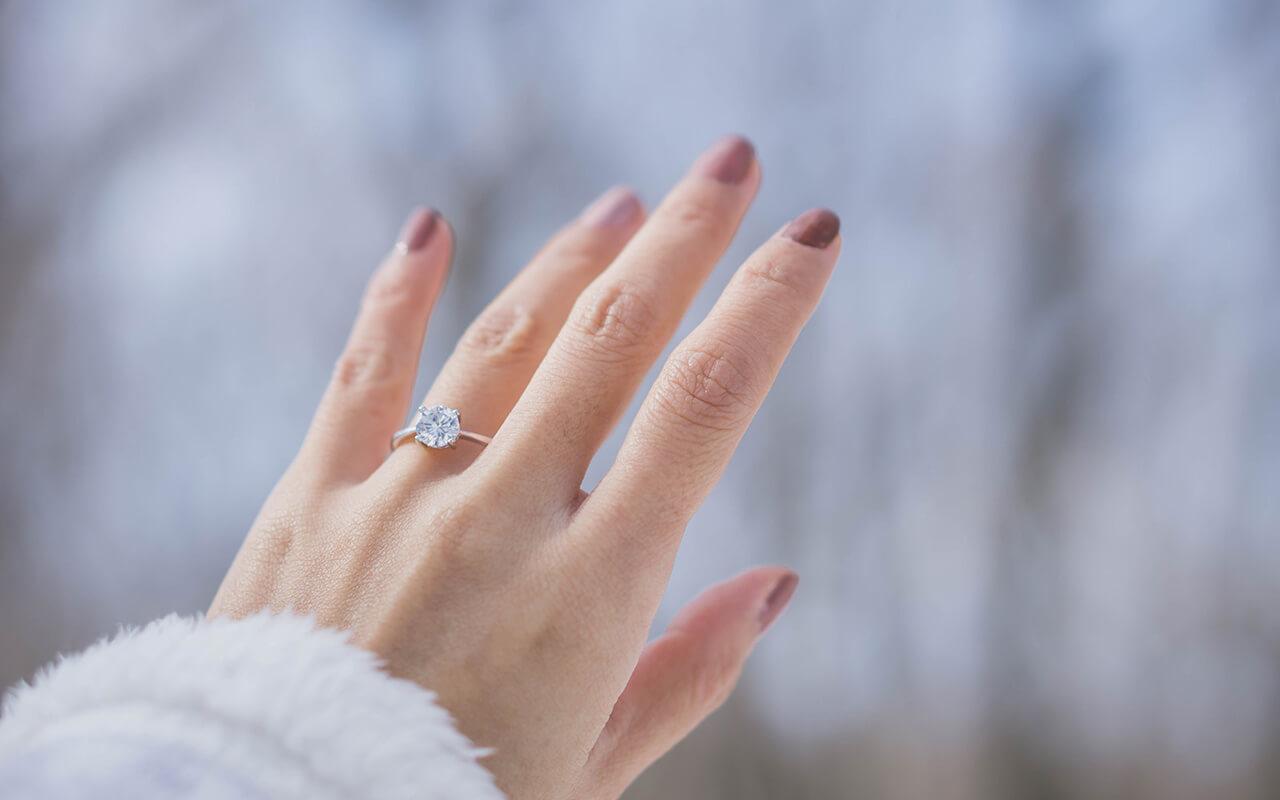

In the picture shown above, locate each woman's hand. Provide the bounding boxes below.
[209,136,840,800]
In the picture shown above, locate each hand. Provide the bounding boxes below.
[209,135,840,800]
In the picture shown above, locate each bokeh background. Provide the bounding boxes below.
[3,1,1279,797]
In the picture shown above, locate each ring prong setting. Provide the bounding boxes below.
[415,404,462,449]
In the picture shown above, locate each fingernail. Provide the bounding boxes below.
[783,208,840,249]
[580,187,642,229]
[693,135,755,184]
[758,572,799,634]
[395,208,440,255]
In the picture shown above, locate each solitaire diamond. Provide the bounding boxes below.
[415,405,461,448]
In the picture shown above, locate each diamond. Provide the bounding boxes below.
[415,405,461,448]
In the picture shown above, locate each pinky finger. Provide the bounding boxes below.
[577,567,798,800]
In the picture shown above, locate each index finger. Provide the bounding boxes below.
[579,209,840,561]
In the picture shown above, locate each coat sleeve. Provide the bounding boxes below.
[0,612,505,800]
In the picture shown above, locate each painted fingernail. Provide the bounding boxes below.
[395,208,440,255]
[581,187,642,229]
[758,572,799,634]
[783,208,840,249]
[693,135,755,184]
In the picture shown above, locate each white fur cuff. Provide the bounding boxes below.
[0,612,504,800]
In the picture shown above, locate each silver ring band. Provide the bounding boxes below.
[391,427,491,449]
[390,404,491,452]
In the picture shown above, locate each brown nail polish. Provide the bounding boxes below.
[758,572,799,634]
[581,187,641,228]
[396,208,440,254]
[783,208,840,249]
[694,135,755,184]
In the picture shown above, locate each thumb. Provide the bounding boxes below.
[579,567,798,799]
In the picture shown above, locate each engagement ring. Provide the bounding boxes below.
[391,405,492,451]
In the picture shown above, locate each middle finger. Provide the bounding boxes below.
[385,186,646,478]
[490,135,760,499]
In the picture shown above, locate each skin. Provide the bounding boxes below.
[209,135,841,800]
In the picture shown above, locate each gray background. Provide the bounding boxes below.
[2,1,1279,797]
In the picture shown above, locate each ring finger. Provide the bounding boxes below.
[385,186,646,477]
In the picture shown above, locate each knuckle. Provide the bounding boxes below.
[416,482,492,556]
[242,496,328,573]
[662,194,729,238]
[570,281,661,362]
[552,226,621,263]
[681,633,745,712]
[363,266,419,308]
[408,484,537,579]
[457,305,540,364]
[656,344,757,433]
[741,253,813,303]
[331,343,406,391]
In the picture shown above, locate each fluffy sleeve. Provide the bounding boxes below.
[0,612,504,800]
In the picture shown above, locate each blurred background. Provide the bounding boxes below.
[2,1,1279,797]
